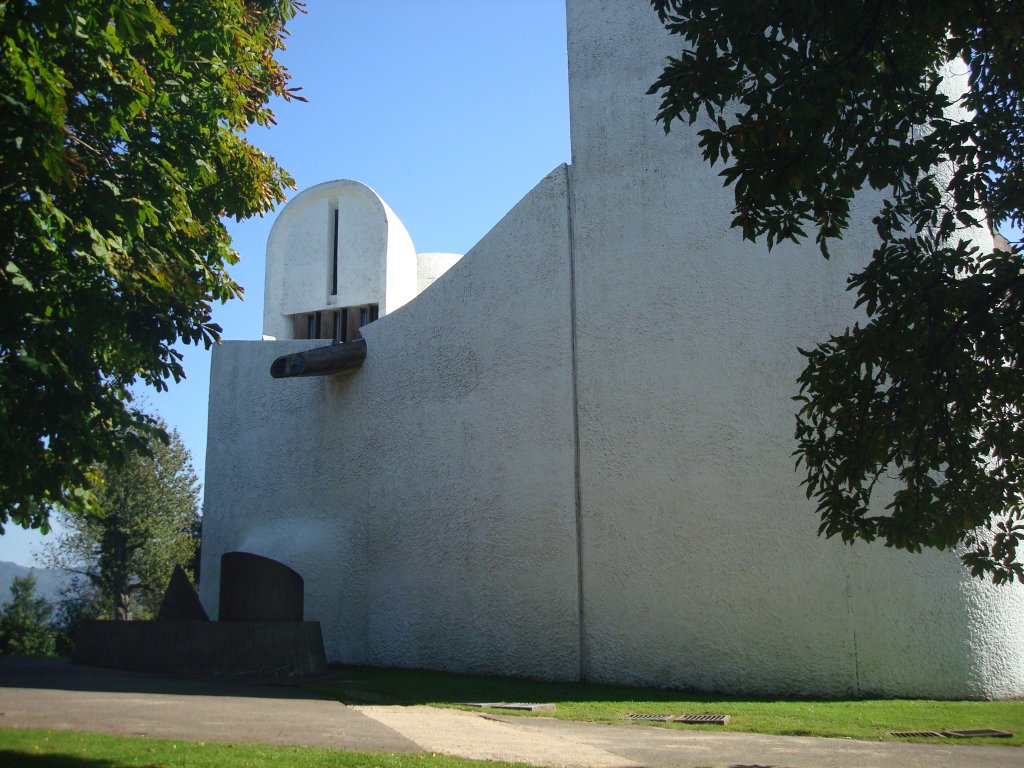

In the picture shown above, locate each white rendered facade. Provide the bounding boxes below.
[262,178,459,343]
[201,0,1024,697]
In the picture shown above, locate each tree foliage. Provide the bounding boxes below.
[649,0,1024,581]
[0,0,303,532]
[44,422,201,621]
[0,574,58,656]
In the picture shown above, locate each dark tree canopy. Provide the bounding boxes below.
[0,0,303,532]
[0,574,58,656]
[649,0,1024,581]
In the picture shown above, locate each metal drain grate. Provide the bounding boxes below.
[891,728,1013,739]
[890,731,946,739]
[625,713,730,724]
[672,714,731,725]
[465,702,556,711]
[944,729,1013,739]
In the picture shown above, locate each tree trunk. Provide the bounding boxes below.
[114,587,131,622]
[109,529,132,621]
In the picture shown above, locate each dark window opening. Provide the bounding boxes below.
[358,303,379,328]
[331,207,339,296]
[291,303,379,341]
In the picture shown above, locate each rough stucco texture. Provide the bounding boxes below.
[564,0,1023,697]
[201,0,1024,697]
[203,167,581,680]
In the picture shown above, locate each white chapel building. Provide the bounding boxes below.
[200,0,1024,697]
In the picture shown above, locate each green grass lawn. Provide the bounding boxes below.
[0,728,531,768]
[315,666,1024,746]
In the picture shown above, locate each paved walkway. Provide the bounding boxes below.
[0,658,1019,768]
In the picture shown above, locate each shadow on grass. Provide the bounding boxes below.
[0,752,117,768]
[321,664,805,706]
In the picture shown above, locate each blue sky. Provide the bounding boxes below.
[0,1,571,567]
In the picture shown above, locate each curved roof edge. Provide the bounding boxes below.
[267,178,402,247]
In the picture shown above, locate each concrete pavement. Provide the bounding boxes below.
[0,658,1019,768]
[0,657,417,753]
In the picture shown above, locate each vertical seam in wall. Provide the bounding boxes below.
[845,574,861,696]
[565,162,587,682]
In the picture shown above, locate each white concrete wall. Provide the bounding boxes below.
[203,168,581,678]
[202,0,1024,697]
[262,179,418,339]
[564,0,1023,697]
[416,252,463,294]
[380,196,418,314]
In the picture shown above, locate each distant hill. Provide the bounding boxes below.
[0,561,72,606]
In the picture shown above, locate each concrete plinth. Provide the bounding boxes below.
[72,620,326,678]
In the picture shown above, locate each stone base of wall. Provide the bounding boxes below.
[71,621,326,678]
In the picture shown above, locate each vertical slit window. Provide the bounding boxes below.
[359,306,369,327]
[332,310,341,341]
[306,314,316,339]
[331,206,339,296]
[341,308,349,342]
